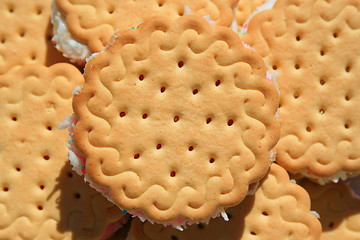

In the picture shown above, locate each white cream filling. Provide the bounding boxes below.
[239,0,278,36]
[51,1,90,62]
[299,170,352,185]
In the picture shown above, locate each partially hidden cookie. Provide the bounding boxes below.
[126,164,321,240]
[0,0,68,75]
[301,180,360,240]
[69,15,280,228]
[243,0,360,184]
[0,64,126,239]
[51,0,238,63]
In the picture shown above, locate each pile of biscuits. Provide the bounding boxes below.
[0,0,359,239]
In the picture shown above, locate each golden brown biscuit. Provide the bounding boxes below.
[52,0,238,62]
[301,180,360,240]
[0,0,68,74]
[127,164,321,240]
[70,15,280,228]
[0,64,125,239]
[243,0,360,184]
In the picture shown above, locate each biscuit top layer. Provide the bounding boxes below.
[0,64,124,239]
[55,0,237,53]
[73,16,279,223]
[244,0,360,178]
[128,164,321,240]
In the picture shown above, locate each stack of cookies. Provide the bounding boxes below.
[0,0,359,239]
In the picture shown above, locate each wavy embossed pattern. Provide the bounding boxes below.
[0,0,68,74]
[301,180,360,240]
[55,0,237,53]
[73,16,280,224]
[127,164,321,240]
[0,64,124,239]
[243,0,360,181]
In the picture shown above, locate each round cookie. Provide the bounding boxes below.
[127,164,321,240]
[243,0,360,184]
[52,0,238,64]
[69,15,280,228]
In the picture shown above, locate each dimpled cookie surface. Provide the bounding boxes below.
[243,0,360,182]
[72,16,280,224]
[0,64,124,239]
[0,0,68,74]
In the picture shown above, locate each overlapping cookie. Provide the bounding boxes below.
[0,64,126,239]
[301,180,360,240]
[51,0,238,63]
[126,164,321,240]
[243,0,360,184]
[68,15,280,228]
[0,0,68,75]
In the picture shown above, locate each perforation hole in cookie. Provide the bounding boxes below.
[47,125,52,131]
[15,166,21,172]
[320,49,326,56]
[296,35,301,41]
[139,74,145,81]
[31,52,37,61]
[306,126,312,132]
[293,92,299,99]
[262,211,269,216]
[142,113,148,119]
[227,119,234,126]
[37,205,43,211]
[3,186,9,192]
[295,63,300,70]
[333,32,338,38]
[215,80,221,87]
[209,157,215,163]
[174,115,179,122]
[39,185,45,190]
[156,144,162,150]
[250,231,257,236]
[19,29,26,38]
[206,117,212,124]
[188,146,194,151]
[178,61,184,68]
[134,153,140,159]
[107,5,115,14]
[43,155,50,160]
[35,5,43,15]
[7,3,14,13]
[158,0,164,7]
[345,95,350,101]
[120,111,126,118]
[319,109,325,115]
[319,78,326,85]
[272,65,277,70]
[11,115,17,121]
[192,88,199,95]
[345,64,351,73]
[160,86,166,93]
[170,171,176,177]
[74,193,81,199]
[344,123,350,129]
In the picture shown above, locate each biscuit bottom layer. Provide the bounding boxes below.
[299,170,360,185]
